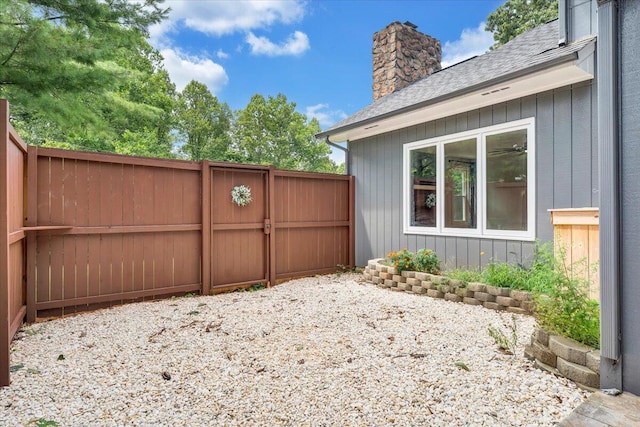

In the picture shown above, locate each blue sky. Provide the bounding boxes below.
[149,0,504,161]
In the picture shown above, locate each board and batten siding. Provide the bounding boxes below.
[349,81,597,267]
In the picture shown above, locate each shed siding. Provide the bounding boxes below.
[349,82,597,267]
[619,0,640,395]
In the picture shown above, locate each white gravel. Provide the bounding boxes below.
[1,273,589,426]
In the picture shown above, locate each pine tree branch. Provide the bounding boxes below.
[1,36,25,67]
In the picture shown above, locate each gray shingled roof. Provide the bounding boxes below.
[318,20,595,138]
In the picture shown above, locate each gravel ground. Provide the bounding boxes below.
[1,273,589,426]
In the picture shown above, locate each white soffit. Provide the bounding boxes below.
[328,61,594,143]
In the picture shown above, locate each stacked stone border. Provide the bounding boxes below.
[524,328,600,390]
[364,258,534,314]
[363,258,601,390]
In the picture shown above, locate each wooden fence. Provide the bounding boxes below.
[0,101,28,386]
[0,100,354,386]
[549,208,600,301]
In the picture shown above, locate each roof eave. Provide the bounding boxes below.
[317,47,591,142]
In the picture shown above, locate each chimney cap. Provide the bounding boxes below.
[403,21,417,29]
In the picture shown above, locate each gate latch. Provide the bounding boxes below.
[264,219,271,235]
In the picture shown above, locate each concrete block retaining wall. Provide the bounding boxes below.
[363,259,534,314]
[363,258,601,390]
[524,328,600,390]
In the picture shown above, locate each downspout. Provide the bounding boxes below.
[325,136,351,175]
[598,0,622,390]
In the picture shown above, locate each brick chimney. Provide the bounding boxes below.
[372,21,442,101]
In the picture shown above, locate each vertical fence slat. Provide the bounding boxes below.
[268,166,276,287]
[201,161,211,295]
[26,146,38,323]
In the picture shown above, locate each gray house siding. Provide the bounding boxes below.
[350,81,597,267]
[619,0,640,395]
[569,0,597,42]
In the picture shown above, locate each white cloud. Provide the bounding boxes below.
[441,22,494,68]
[152,0,306,40]
[216,49,230,60]
[246,31,309,56]
[305,104,348,128]
[160,48,229,94]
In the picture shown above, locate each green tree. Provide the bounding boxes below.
[233,94,338,172]
[0,0,168,146]
[175,80,233,161]
[486,0,558,49]
[105,37,177,158]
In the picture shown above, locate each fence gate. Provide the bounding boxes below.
[208,166,272,291]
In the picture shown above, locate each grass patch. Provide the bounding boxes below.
[443,268,483,283]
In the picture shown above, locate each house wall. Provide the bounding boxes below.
[619,0,640,395]
[569,0,597,41]
[560,0,597,44]
[349,81,598,267]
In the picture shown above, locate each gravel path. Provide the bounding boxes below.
[1,274,589,426]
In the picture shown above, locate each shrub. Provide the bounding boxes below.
[386,249,415,273]
[534,271,600,349]
[481,243,558,293]
[386,248,440,274]
[413,249,440,274]
[483,262,528,289]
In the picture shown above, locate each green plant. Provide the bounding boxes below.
[29,419,58,427]
[483,262,528,289]
[488,315,519,355]
[234,283,266,293]
[413,249,441,274]
[23,325,41,336]
[444,267,483,283]
[454,361,470,371]
[534,273,600,349]
[386,249,415,273]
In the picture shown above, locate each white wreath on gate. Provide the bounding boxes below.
[231,185,252,207]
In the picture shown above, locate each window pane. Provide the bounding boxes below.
[410,146,437,227]
[445,138,476,229]
[486,129,528,231]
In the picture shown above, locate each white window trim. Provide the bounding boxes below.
[403,117,536,241]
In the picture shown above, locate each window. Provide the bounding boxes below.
[404,118,535,240]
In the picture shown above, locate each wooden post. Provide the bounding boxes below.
[26,146,38,322]
[201,161,211,295]
[348,175,356,269]
[268,166,276,287]
[0,100,10,386]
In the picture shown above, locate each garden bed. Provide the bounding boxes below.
[364,258,535,314]
[364,258,601,390]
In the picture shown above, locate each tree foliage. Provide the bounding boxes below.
[1,1,344,173]
[486,0,558,49]
[0,0,170,155]
[233,94,337,172]
[175,80,233,161]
